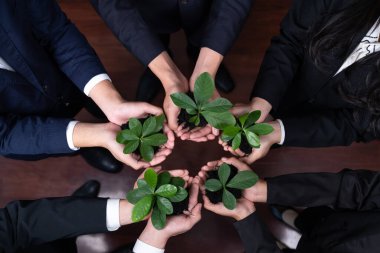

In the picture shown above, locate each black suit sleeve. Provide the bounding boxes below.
[267,169,380,210]
[90,0,166,66]
[201,0,254,56]
[251,0,338,110]
[0,197,108,253]
[234,213,283,253]
[281,109,364,147]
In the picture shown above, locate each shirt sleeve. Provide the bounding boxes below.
[83,74,112,96]
[106,199,121,231]
[133,239,165,253]
[66,121,80,151]
[276,119,285,145]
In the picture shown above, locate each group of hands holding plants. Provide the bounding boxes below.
[113,72,282,170]
[122,157,267,249]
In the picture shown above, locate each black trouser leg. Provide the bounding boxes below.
[294,206,335,234]
[17,238,77,253]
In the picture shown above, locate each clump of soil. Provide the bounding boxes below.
[171,192,190,215]
[227,135,252,155]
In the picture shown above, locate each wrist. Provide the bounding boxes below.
[268,121,282,144]
[73,122,119,149]
[250,180,268,203]
[139,225,169,249]
[250,97,272,118]
[119,200,133,226]
[233,205,256,221]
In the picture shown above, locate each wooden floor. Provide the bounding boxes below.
[1,0,380,252]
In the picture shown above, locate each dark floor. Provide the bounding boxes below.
[1,0,380,252]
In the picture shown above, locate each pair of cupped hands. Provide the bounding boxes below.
[127,157,264,246]
[104,94,278,170]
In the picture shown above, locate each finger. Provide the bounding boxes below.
[188,136,208,142]
[197,170,208,182]
[227,146,245,157]
[226,146,240,156]
[205,161,219,169]
[189,127,212,139]
[180,132,191,140]
[168,169,189,178]
[212,127,219,136]
[155,148,172,157]
[231,105,250,116]
[206,134,215,140]
[188,203,202,224]
[141,102,163,116]
[149,156,167,166]
[167,108,179,131]
[221,157,251,171]
[240,152,259,164]
[188,177,200,210]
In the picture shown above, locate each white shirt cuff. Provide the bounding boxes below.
[106,199,121,231]
[66,121,80,151]
[133,239,165,253]
[276,119,285,145]
[83,73,112,96]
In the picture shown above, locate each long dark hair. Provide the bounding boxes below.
[309,0,380,138]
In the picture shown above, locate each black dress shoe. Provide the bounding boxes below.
[72,180,101,198]
[135,68,163,102]
[81,147,123,173]
[215,62,235,93]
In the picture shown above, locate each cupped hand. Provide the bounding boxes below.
[177,124,219,142]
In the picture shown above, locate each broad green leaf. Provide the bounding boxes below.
[144,168,158,190]
[218,163,231,186]
[155,184,178,197]
[137,179,148,189]
[232,133,242,150]
[202,98,233,113]
[227,170,259,190]
[169,187,188,203]
[123,140,140,154]
[222,125,241,137]
[140,143,154,162]
[152,206,166,230]
[157,171,171,187]
[189,115,198,124]
[194,72,214,105]
[116,129,139,144]
[142,133,168,146]
[205,179,223,192]
[245,131,260,148]
[195,116,201,126]
[157,196,173,215]
[153,114,165,132]
[202,111,236,129]
[223,189,237,210]
[221,134,234,142]
[132,195,154,222]
[126,187,152,204]
[129,118,142,136]
[239,113,249,126]
[245,111,261,127]
[142,116,157,137]
[252,123,274,136]
[170,93,197,110]
[171,177,186,188]
[186,108,197,115]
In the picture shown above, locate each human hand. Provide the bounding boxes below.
[232,97,273,123]
[138,177,202,249]
[176,124,220,142]
[163,82,189,131]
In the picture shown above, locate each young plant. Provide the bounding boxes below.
[170,72,236,129]
[221,111,274,154]
[116,114,167,162]
[205,163,258,210]
[127,169,188,230]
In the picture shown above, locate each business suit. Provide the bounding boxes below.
[90,0,253,66]
[251,0,379,147]
[234,169,380,253]
[0,0,106,157]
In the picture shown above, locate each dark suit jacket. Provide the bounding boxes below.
[91,0,253,65]
[0,0,106,156]
[251,0,378,147]
[0,197,109,253]
[234,169,380,253]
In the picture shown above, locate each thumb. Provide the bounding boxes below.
[141,102,163,116]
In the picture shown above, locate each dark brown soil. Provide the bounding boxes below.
[171,191,190,215]
[206,165,242,204]
[227,134,252,155]
[177,92,207,129]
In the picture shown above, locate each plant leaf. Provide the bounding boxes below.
[153,114,165,132]
[186,108,197,115]
[137,179,148,189]
[194,72,214,105]
[227,170,259,190]
[116,129,139,144]
[123,140,140,154]
[252,123,274,136]
[142,116,157,137]
[128,118,142,136]
[169,187,188,203]
[155,184,178,197]
[152,206,166,230]
[157,196,173,215]
[132,195,154,222]
[205,179,223,192]
[142,133,168,147]
[218,163,231,186]
[140,143,154,162]
[126,186,152,204]
[245,111,261,127]
[221,134,234,142]
[189,115,199,124]
[245,131,261,148]
[239,113,249,126]
[170,93,197,110]
[170,177,186,188]
[223,189,237,210]
[222,125,241,137]
[232,133,242,150]
[202,111,236,129]
[157,171,171,187]
[202,98,233,113]
[144,168,158,190]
